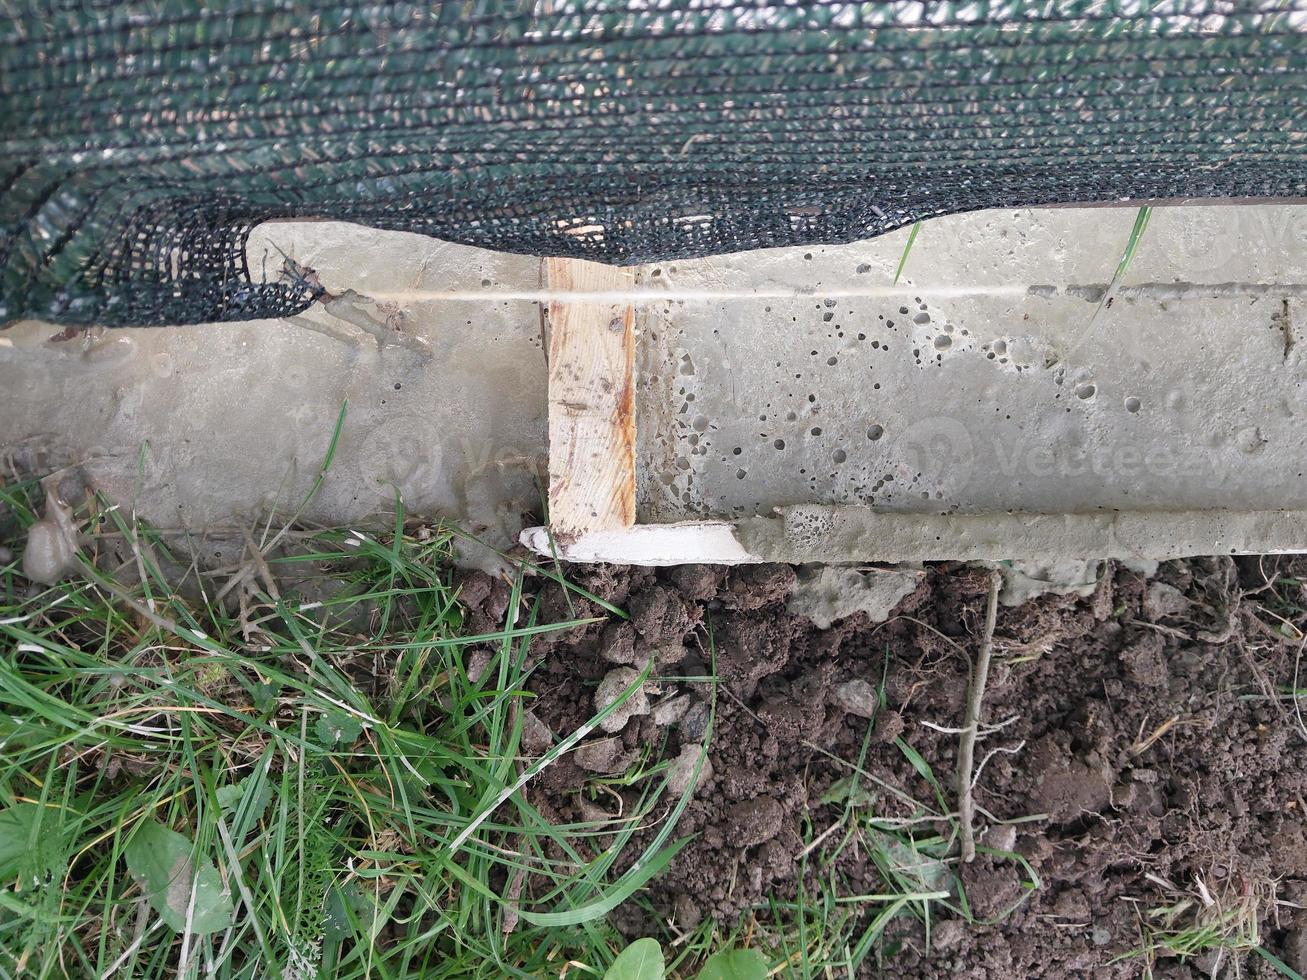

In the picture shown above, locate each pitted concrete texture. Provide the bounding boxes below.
[2,205,1305,564]
[635,205,1307,524]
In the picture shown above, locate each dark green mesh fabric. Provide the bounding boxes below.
[2,1,1304,327]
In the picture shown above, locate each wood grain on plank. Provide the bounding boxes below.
[545,257,637,538]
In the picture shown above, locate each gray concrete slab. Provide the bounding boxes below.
[3,205,1305,565]
[2,225,550,563]
[635,206,1307,529]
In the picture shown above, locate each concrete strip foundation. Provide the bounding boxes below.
[2,205,1304,565]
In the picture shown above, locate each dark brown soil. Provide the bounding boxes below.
[464,556,1307,977]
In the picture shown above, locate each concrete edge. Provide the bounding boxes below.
[522,507,1307,565]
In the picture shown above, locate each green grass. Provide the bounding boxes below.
[0,471,1037,979]
[0,474,706,978]
[893,221,921,285]
[1087,205,1152,328]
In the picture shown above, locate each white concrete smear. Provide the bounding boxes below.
[786,565,922,628]
[992,559,1156,606]
[3,205,1305,567]
[993,560,1102,607]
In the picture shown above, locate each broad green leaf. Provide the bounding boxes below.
[697,947,768,980]
[251,681,278,714]
[604,938,664,980]
[215,782,244,811]
[324,881,370,941]
[0,803,65,886]
[820,775,875,808]
[215,773,272,823]
[315,711,362,747]
[125,821,233,935]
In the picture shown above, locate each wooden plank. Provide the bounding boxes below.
[544,257,637,539]
[521,522,759,566]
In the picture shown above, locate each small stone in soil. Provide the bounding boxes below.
[1144,580,1189,621]
[598,621,638,665]
[932,918,967,951]
[725,795,784,848]
[981,822,1017,853]
[594,666,651,733]
[1034,759,1113,823]
[651,693,691,727]
[680,700,710,741]
[574,737,627,773]
[666,744,713,797]
[872,708,905,743]
[466,649,492,684]
[520,710,553,753]
[832,679,878,719]
[672,894,702,930]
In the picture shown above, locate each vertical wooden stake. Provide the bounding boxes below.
[544,257,637,539]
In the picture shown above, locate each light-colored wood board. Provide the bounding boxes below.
[545,257,637,538]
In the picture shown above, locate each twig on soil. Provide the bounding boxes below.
[972,739,1026,789]
[920,713,1019,737]
[240,528,283,601]
[1130,714,1181,757]
[1294,635,1307,744]
[957,571,1001,864]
